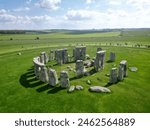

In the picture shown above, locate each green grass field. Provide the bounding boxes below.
[0,29,150,112]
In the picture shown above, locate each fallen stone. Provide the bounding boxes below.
[105,74,110,77]
[89,86,111,93]
[86,54,90,59]
[68,86,75,93]
[75,85,84,90]
[129,67,138,72]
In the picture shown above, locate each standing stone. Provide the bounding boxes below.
[49,50,55,61]
[40,52,45,64]
[110,52,116,62]
[60,71,70,88]
[76,60,84,78]
[118,65,124,81]
[33,57,45,79]
[55,49,68,65]
[62,49,68,63]
[109,68,117,84]
[39,66,49,82]
[97,47,102,52]
[48,68,58,86]
[40,52,48,64]
[120,60,128,77]
[74,46,86,61]
[94,50,106,71]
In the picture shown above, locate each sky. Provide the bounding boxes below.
[0,0,150,29]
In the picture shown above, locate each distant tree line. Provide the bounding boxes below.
[0,30,26,34]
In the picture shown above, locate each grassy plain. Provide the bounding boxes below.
[0,29,150,112]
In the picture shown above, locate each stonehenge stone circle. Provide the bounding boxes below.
[32,46,129,94]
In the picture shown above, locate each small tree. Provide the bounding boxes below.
[35,37,39,40]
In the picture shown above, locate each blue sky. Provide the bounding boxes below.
[0,0,150,29]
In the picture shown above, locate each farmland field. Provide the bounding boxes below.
[0,29,150,112]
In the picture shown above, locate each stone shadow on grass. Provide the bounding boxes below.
[20,66,66,94]
[19,66,44,88]
[47,86,65,94]
[104,81,120,87]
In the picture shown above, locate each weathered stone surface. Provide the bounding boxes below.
[110,52,115,62]
[60,71,70,88]
[40,52,48,64]
[89,86,111,93]
[75,85,84,90]
[129,67,138,72]
[120,60,128,77]
[49,50,55,61]
[33,57,45,79]
[109,67,117,84]
[55,49,68,65]
[74,46,86,61]
[86,54,90,59]
[84,71,90,76]
[76,60,84,78]
[84,60,92,68]
[118,65,124,81]
[39,66,49,82]
[94,50,106,71]
[48,68,58,86]
[68,86,75,93]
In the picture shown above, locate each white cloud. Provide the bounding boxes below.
[86,0,95,4]
[127,0,150,9]
[108,0,121,5]
[64,8,150,29]
[36,0,61,10]
[65,10,92,20]
[0,9,7,14]
[13,7,30,12]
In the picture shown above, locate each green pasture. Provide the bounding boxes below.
[0,30,150,112]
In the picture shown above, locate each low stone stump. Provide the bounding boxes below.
[89,86,111,93]
[68,86,75,93]
[75,85,84,90]
[129,67,138,72]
